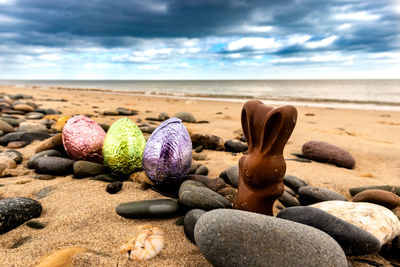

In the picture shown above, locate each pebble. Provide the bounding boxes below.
[0,132,24,146]
[194,165,208,176]
[284,186,296,196]
[18,122,48,133]
[188,163,200,174]
[33,174,56,180]
[218,169,228,183]
[194,209,348,267]
[187,175,226,192]
[0,119,15,134]
[10,236,31,249]
[298,186,346,205]
[349,185,400,197]
[28,149,63,169]
[302,141,355,169]
[25,112,44,120]
[311,200,400,245]
[7,141,26,148]
[91,174,118,183]
[283,175,308,193]
[190,133,225,151]
[225,165,239,187]
[192,153,207,161]
[117,107,138,115]
[0,197,42,234]
[34,133,63,153]
[224,140,248,153]
[34,156,74,175]
[13,104,34,113]
[158,112,170,121]
[179,180,231,210]
[19,132,51,144]
[277,206,381,255]
[174,112,196,123]
[2,149,23,164]
[184,209,206,244]
[35,186,52,200]
[278,190,301,207]
[73,160,106,178]
[106,181,123,194]
[26,220,46,229]
[116,199,179,219]
[103,110,119,116]
[352,189,400,209]
[1,117,22,127]
[194,145,204,153]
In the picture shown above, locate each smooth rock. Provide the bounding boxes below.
[34,156,74,175]
[3,149,23,164]
[284,186,296,196]
[192,153,207,161]
[179,180,231,210]
[35,186,52,200]
[302,141,355,169]
[26,220,46,229]
[187,175,226,192]
[188,163,200,174]
[116,199,179,219]
[298,186,346,205]
[0,119,14,134]
[13,104,34,113]
[1,117,21,127]
[277,206,381,255]
[18,122,48,133]
[349,185,400,197]
[174,112,196,123]
[19,132,51,144]
[158,112,169,121]
[224,140,248,153]
[0,132,24,146]
[278,190,301,207]
[28,150,63,169]
[194,165,208,176]
[91,174,118,183]
[352,189,400,209]
[190,133,224,151]
[311,200,400,245]
[184,209,206,244]
[283,175,308,193]
[7,141,26,148]
[25,112,44,120]
[0,197,42,234]
[226,165,239,187]
[194,209,348,267]
[117,107,138,115]
[34,133,63,153]
[73,160,106,178]
[33,174,56,180]
[194,145,204,153]
[106,181,123,194]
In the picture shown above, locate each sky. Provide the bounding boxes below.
[0,0,399,80]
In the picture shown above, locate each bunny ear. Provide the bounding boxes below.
[260,105,297,156]
[241,100,268,149]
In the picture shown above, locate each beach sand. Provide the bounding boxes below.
[1,85,400,266]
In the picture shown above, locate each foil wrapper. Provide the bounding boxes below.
[62,115,106,163]
[102,118,146,175]
[143,117,192,185]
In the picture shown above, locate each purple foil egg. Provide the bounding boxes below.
[62,115,106,163]
[143,117,192,185]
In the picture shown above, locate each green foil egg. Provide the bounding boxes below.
[102,118,146,175]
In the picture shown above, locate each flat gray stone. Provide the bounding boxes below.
[194,209,348,267]
[278,190,301,207]
[179,180,231,210]
[299,186,346,205]
[34,156,74,175]
[28,150,63,169]
[116,199,179,219]
[226,165,239,187]
[283,175,308,193]
[73,160,106,178]
[184,209,206,244]
[277,206,381,255]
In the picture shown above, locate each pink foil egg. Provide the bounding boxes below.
[62,115,106,163]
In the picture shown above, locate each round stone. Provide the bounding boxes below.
[34,156,74,175]
[278,190,301,207]
[352,189,400,209]
[106,181,123,194]
[73,160,106,178]
[283,175,308,193]
[179,180,231,210]
[194,209,348,267]
[225,165,239,188]
[174,112,196,123]
[28,150,63,169]
[194,165,209,176]
[184,209,206,244]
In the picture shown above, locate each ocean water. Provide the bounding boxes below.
[1,79,399,110]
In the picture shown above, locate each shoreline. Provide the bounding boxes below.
[3,83,400,111]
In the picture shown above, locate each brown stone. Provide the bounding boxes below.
[187,175,226,192]
[7,141,26,149]
[190,133,224,151]
[35,133,63,153]
[233,100,297,216]
[302,141,355,169]
[13,104,34,113]
[0,119,15,134]
[352,189,400,209]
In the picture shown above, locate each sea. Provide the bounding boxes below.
[0,79,399,110]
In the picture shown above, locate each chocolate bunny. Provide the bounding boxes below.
[233,100,297,215]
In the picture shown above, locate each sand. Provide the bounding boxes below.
[0,85,399,266]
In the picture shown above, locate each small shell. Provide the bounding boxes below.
[120,226,164,261]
